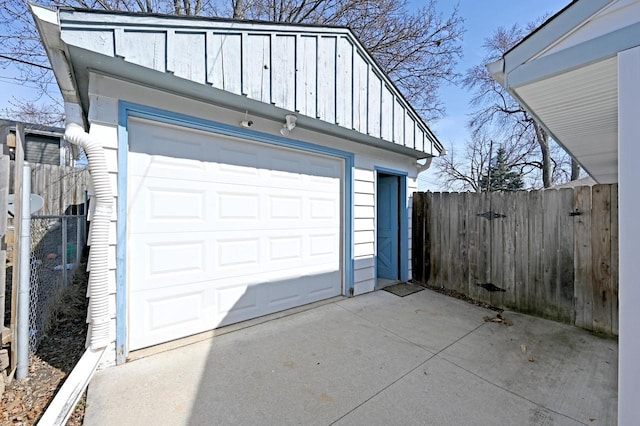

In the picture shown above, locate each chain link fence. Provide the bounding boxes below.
[28,215,86,353]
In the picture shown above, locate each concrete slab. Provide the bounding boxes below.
[334,356,583,426]
[336,289,489,353]
[440,311,618,425]
[84,290,618,425]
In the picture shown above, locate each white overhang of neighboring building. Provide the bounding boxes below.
[488,0,640,184]
[488,1,640,424]
[30,5,443,159]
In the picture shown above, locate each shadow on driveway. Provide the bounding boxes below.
[85,289,617,426]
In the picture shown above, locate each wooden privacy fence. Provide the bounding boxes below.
[10,161,90,215]
[412,185,618,335]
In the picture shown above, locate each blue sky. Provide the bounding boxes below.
[420,0,570,190]
[0,0,570,186]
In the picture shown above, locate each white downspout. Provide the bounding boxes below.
[64,102,113,350]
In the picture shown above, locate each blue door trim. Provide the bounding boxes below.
[375,167,408,283]
[116,101,354,363]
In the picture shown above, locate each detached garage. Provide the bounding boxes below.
[32,5,444,365]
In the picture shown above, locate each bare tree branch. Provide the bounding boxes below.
[458,19,576,189]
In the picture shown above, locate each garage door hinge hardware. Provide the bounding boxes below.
[477,211,506,220]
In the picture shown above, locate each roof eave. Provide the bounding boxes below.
[29,4,84,111]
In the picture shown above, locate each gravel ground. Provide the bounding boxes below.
[2,262,88,425]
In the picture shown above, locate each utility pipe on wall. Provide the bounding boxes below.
[64,102,113,350]
[16,162,31,380]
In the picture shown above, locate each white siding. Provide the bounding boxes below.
[353,52,368,133]
[317,37,337,122]
[617,44,640,426]
[297,36,317,117]
[367,69,381,138]
[207,33,242,95]
[335,37,353,129]
[353,168,376,294]
[271,35,296,111]
[167,31,206,84]
[244,34,271,102]
[407,178,418,280]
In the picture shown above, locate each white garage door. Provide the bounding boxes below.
[127,118,343,350]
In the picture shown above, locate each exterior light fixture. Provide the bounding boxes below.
[280,114,297,136]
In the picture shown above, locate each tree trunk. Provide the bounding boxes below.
[571,158,580,181]
[233,0,245,18]
[534,122,552,188]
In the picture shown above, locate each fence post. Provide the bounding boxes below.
[0,142,9,333]
[76,216,82,267]
[16,162,31,380]
[62,217,68,288]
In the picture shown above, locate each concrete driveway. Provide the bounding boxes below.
[84,289,618,425]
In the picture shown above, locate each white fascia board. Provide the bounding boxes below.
[486,59,505,87]
[506,22,640,88]
[504,0,614,74]
[29,4,83,108]
[59,9,350,36]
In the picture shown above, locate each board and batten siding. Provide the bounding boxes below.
[59,10,440,157]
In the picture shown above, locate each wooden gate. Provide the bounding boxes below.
[412,185,618,335]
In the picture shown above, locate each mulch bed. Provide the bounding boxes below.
[2,262,89,425]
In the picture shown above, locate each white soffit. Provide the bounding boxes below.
[515,57,618,182]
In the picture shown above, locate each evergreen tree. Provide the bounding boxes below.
[479,147,524,191]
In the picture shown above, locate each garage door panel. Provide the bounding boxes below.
[129,154,209,180]
[128,176,212,232]
[129,233,214,290]
[128,119,344,351]
[305,271,343,298]
[129,282,216,349]
[129,119,220,163]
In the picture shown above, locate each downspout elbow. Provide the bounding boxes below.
[417,157,434,174]
[64,102,113,350]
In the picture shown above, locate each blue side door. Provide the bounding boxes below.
[377,174,399,280]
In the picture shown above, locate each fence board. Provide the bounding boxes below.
[528,190,544,317]
[466,192,479,299]
[502,191,517,308]
[433,192,443,288]
[591,185,612,333]
[412,185,618,335]
[573,186,593,329]
[489,192,505,307]
[542,190,560,319]
[411,192,424,282]
[557,188,575,323]
[448,193,461,292]
[9,162,89,216]
[477,192,492,304]
[459,193,470,295]
[513,191,529,311]
[423,193,431,282]
[610,184,619,335]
